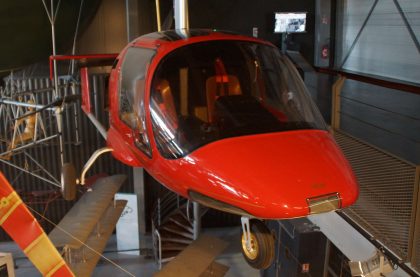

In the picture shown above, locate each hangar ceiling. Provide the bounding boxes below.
[0,0,101,73]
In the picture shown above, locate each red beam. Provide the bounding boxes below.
[80,67,91,114]
[49,54,118,80]
[316,67,420,96]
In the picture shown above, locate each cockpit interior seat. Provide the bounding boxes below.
[206,75,241,123]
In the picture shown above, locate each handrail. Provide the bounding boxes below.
[338,211,419,277]
[315,67,420,95]
[151,191,189,228]
[151,190,190,269]
[153,226,163,269]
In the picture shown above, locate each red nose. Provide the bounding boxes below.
[187,130,359,218]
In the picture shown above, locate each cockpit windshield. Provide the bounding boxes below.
[149,40,327,159]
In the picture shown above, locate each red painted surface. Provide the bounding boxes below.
[107,126,146,167]
[80,67,91,114]
[86,30,358,219]
[49,54,118,80]
[0,173,13,195]
[0,172,43,248]
[146,130,358,219]
[2,203,44,249]
[50,265,74,277]
[0,172,74,276]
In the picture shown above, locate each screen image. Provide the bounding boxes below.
[274,12,307,33]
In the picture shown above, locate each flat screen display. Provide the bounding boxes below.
[274,12,307,33]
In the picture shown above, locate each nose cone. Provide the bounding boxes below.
[188,130,359,219]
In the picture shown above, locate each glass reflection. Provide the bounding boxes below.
[149,40,326,159]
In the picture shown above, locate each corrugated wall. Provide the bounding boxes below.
[335,0,420,84]
[339,80,420,165]
[0,74,133,241]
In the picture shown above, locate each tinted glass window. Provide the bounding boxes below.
[120,47,155,157]
[150,40,326,159]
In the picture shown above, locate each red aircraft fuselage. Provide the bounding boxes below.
[105,30,358,219]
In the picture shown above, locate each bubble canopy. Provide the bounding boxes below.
[148,40,326,159]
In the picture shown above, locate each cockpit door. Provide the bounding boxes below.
[119,47,156,158]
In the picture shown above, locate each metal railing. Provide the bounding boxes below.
[321,67,420,273]
[151,190,189,269]
[335,131,419,261]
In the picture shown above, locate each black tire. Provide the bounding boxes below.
[241,220,275,269]
[61,163,77,201]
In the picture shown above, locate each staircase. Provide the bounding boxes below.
[151,191,231,276]
[152,191,195,269]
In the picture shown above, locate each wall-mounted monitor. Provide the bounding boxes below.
[274,12,307,33]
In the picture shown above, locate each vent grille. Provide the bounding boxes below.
[334,130,418,264]
[307,193,341,215]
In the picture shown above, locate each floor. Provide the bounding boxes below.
[0,227,259,277]
[1,226,414,277]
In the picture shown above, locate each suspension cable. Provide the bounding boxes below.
[70,0,85,75]
[26,204,136,277]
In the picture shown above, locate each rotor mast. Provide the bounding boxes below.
[174,0,189,30]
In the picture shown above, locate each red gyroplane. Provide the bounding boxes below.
[60,29,358,269]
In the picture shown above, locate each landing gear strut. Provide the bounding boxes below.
[241,217,275,269]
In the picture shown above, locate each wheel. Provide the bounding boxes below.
[241,220,275,269]
[61,163,77,201]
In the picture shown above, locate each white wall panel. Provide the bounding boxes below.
[336,0,420,84]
